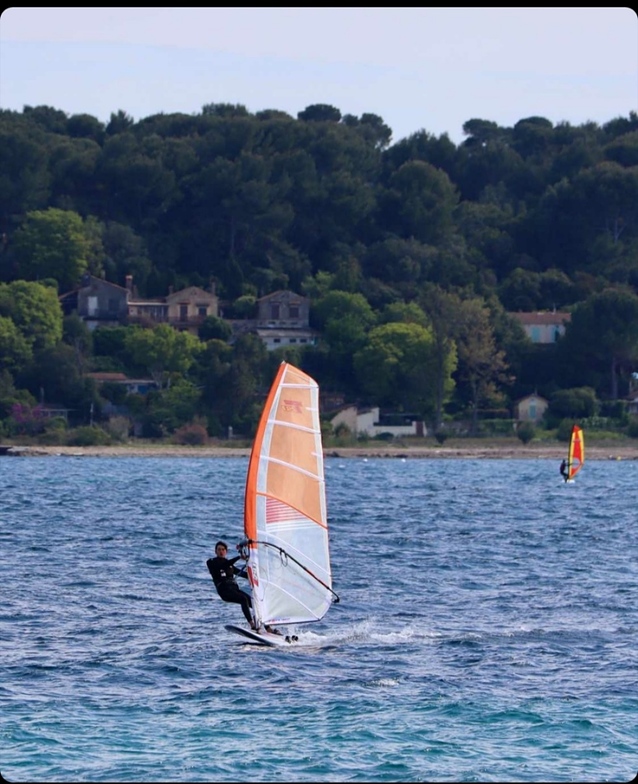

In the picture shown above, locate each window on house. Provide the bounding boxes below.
[290,338,297,343]
[289,305,299,319]
[271,304,280,319]
[179,304,188,320]
[273,338,281,343]
[530,326,541,342]
[198,306,208,317]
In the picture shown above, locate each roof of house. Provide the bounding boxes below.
[86,372,157,384]
[255,328,318,338]
[257,290,306,302]
[165,286,217,302]
[510,311,571,325]
[86,372,128,382]
[515,393,548,404]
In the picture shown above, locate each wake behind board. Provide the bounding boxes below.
[225,624,298,647]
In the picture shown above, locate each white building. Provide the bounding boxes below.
[331,406,426,438]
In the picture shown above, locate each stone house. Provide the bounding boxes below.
[514,393,549,423]
[59,274,129,330]
[128,280,219,333]
[510,311,571,343]
[231,290,319,350]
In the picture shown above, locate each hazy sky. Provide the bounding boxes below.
[1,7,636,144]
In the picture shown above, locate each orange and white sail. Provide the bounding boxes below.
[243,362,335,628]
[567,424,585,480]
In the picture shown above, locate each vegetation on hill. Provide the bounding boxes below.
[1,103,637,444]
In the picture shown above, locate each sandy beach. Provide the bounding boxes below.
[3,442,638,460]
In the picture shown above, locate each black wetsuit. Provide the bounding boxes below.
[206,554,253,625]
[560,460,568,480]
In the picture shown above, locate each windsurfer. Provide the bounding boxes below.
[559,459,568,480]
[207,541,256,629]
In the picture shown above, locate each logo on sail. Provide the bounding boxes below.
[282,399,303,415]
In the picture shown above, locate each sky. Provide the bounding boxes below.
[1,7,636,145]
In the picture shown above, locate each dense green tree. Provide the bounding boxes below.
[559,289,638,399]
[0,315,33,372]
[19,343,99,421]
[221,333,270,435]
[454,298,511,431]
[547,387,598,421]
[105,109,135,135]
[498,267,541,311]
[124,324,201,388]
[0,280,63,351]
[66,113,105,143]
[534,162,638,273]
[353,322,440,414]
[142,378,201,435]
[62,313,93,376]
[22,105,68,134]
[311,290,376,331]
[381,160,458,244]
[362,237,432,285]
[12,208,90,289]
[298,104,342,123]
[0,116,51,224]
[378,301,428,326]
[198,315,232,342]
[419,285,464,430]
[49,137,102,215]
[0,369,37,420]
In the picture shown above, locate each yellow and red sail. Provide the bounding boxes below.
[567,425,585,480]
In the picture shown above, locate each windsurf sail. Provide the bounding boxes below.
[566,424,585,480]
[242,362,338,630]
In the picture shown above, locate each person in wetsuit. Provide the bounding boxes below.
[559,459,568,480]
[206,540,255,628]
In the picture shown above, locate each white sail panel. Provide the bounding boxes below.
[244,363,333,628]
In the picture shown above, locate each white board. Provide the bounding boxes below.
[224,624,299,647]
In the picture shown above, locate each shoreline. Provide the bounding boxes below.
[3,442,638,460]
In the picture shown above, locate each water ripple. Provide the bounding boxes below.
[1,457,636,782]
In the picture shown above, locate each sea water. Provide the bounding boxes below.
[1,456,636,783]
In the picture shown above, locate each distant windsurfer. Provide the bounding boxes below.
[559,459,568,480]
[207,540,256,629]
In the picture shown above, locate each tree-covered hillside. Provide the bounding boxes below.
[1,103,637,442]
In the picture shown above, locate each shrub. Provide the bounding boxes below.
[173,423,209,445]
[374,431,394,441]
[517,421,536,444]
[434,430,448,445]
[627,419,638,438]
[548,387,598,422]
[38,429,66,445]
[105,415,131,441]
[66,426,112,446]
[333,423,351,438]
[45,416,67,432]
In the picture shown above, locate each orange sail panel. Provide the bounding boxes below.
[243,362,332,628]
[567,425,585,480]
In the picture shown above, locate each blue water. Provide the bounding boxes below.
[1,456,637,783]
